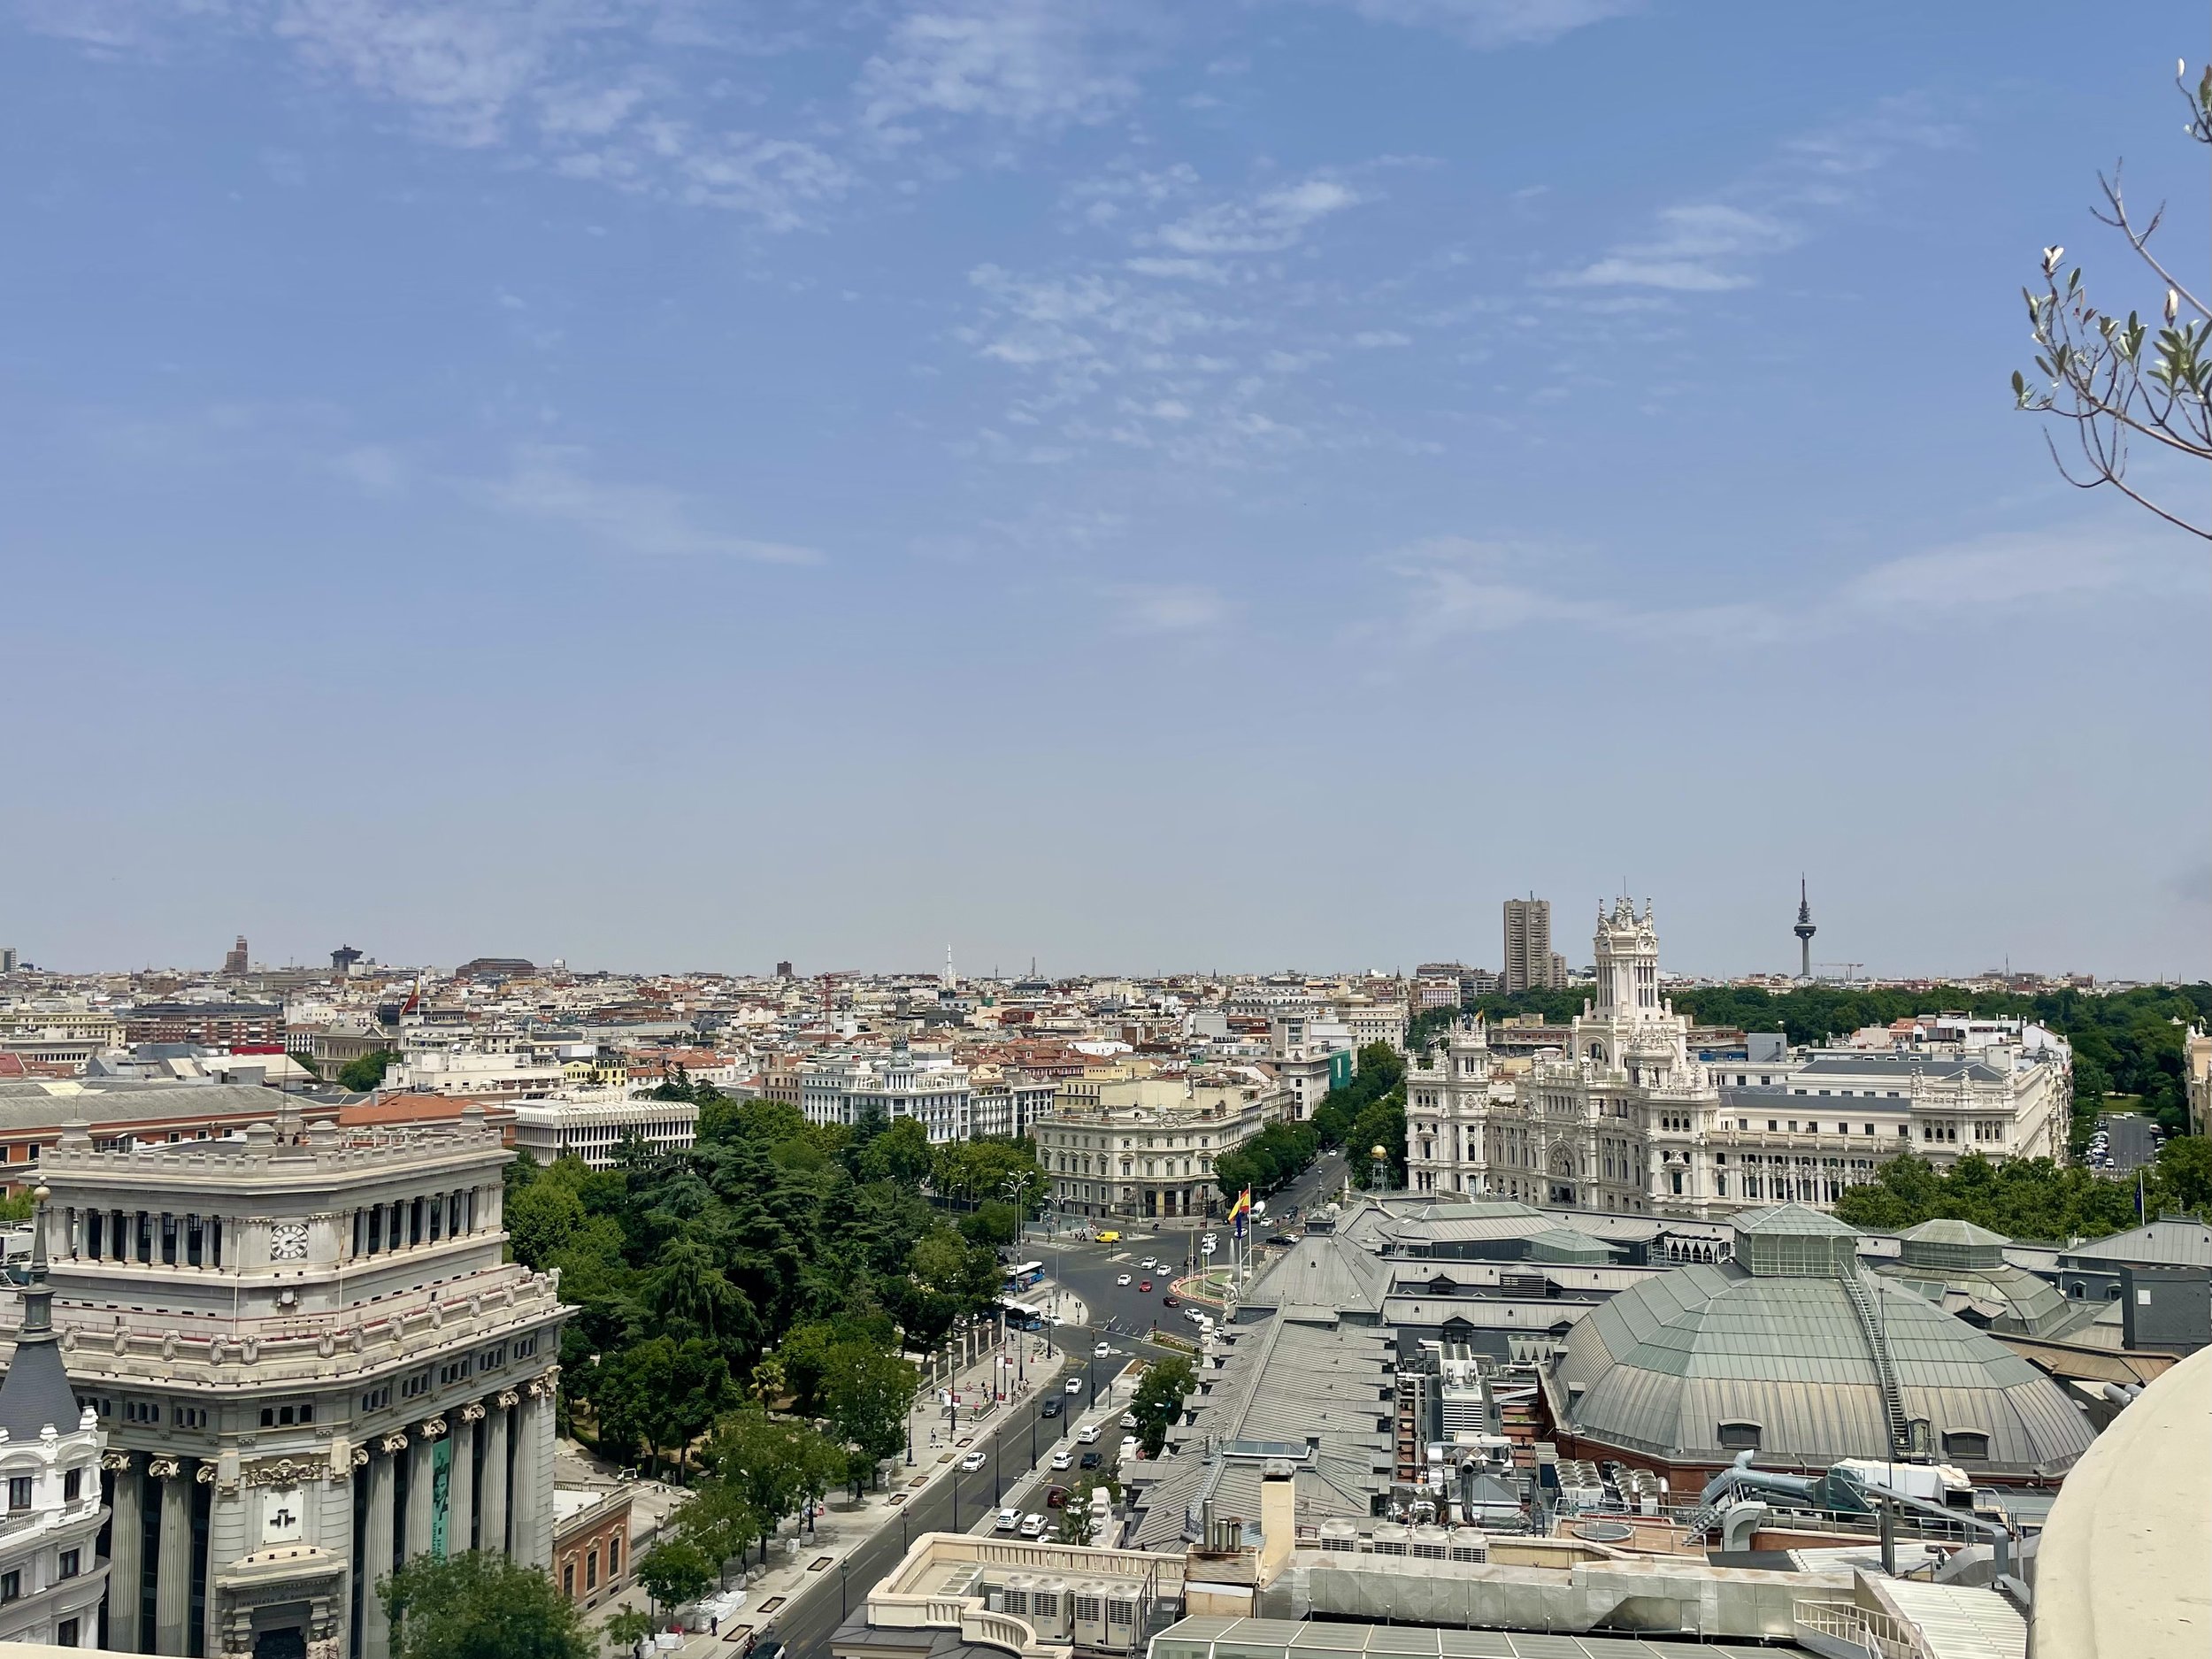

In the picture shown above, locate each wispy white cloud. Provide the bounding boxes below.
[1148,176,1361,256]
[1383,526,2204,649]
[482,446,823,564]
[1548,100,1959,294]
[856,0,1156,138]
[1294,0,1636,49]
[1107,582,1228,634]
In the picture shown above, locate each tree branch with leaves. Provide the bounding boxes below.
[2014,61,2212,539]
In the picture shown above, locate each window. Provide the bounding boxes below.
[58,1548,80,1579]
[57,1617,78,1647]
[259,1402,315,1427]
[5,1477,29,1510]
[513,1336,538,1360]
[1,1570,20,1601]
[63,1467,81,1503]
[359,1386,392,1413]
[172,1405,208,1430]
[608,1535,621,1575]
[586,1548,599,1590]
[401,1371,431,1401]
[1717,1422,1763,1451]
[562,1563,574,1599]
[1940,1431,1990,1459]
[123,1401,160,1425]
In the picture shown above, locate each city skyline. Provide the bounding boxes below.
[6,877,2190,985]
[3,2,2205,979]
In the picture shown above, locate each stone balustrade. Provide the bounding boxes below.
[15,1269,562,1388]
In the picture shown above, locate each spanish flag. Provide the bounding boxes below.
[1228,1187,1252,1236]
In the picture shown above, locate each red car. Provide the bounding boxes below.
[1137,1279,1152,1292]
[1162,1294,1178,1307]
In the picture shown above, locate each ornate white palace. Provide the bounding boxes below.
[1405,898,2069,1220]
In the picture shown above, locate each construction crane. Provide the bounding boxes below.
[815,970,859,1029]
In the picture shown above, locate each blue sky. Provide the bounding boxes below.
[4,0,2206,979]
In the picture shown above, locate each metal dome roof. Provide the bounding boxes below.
[1551,1257,2094,1477]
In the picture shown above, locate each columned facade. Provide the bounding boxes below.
[12,1102,567,1658]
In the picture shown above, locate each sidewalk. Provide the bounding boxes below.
[594,1286,1085,1655]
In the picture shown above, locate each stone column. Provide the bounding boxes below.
[361,1438,401,1659]
[404,1423,442,1561]
[450,1406,480,1556]
[480,1394,513,1558]
[151,1457,191,1655]
[511,1386,544,1568]
[104,1452,142,1653]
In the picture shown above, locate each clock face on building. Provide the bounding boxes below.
[270,1223,310,1262]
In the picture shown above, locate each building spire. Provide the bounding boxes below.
[1793,876,1817,981]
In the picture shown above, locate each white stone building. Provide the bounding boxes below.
[27,1102,567,1658]
[799,1049,974,1143]
[0,1200,110,1650]
[1405,899,2070,1219]
[509,1093,699,1170]
[1034,1073,1286,1227]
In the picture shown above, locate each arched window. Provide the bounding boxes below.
[1940,1431,1990,1459]
[1717,1421,1763,1451]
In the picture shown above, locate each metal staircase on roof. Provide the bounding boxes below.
[1841,1269,1910,1460]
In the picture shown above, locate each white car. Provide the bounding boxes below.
[1051,1450,1073,1471]
[1120,1412,1138,1429]
[995,1507,1020,1532]
[1116,1273,1132,1286]
[1140,1257,1156,1270]
[1184,1307,1206,1324]
[1078,1424,1101,1443]
[959,1451,987,1472]
[1065,1377,1084,1394]
[1019,1512,1048,1539]
[1094,1342,1112,1358]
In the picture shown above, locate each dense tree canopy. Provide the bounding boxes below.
[508,1090,1002,1484]
[337,1048,399,1093]
[381,1551,591,1659]
[1837,1138,2211,1240]
[1312,1042,1408,1190]
[1129,1356,1194,1457]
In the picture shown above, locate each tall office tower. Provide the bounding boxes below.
[0,947,17,975]
[1502,896,1556,994]
[36,1102,566,1658]
[222,936,250,976]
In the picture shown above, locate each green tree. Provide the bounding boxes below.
[1129,1356,1194,1458]
[960,1201,1023,1248]
[380,1551,591,1659]
[634,1540,715,1614]
[822,1342,918,1491]
[337,1048,399,1093]
[605,1609,655,1656]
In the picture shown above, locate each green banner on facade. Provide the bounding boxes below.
[430,1437,452,1557]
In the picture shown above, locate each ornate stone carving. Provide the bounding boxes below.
[377,1432,409,1455]
[351,1447,369,1468]
[418,1417,447,1440]
[111,1326,129,1356]
[458,1402,486,1423]
[162,1331,180,1361]
[195,1463,216,1484]
[308,1640,341,1659]
[100,1451,134,1472]
[242,1456,318,1488]
[495,1389,519,1409]
[148,1456,183,1480]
